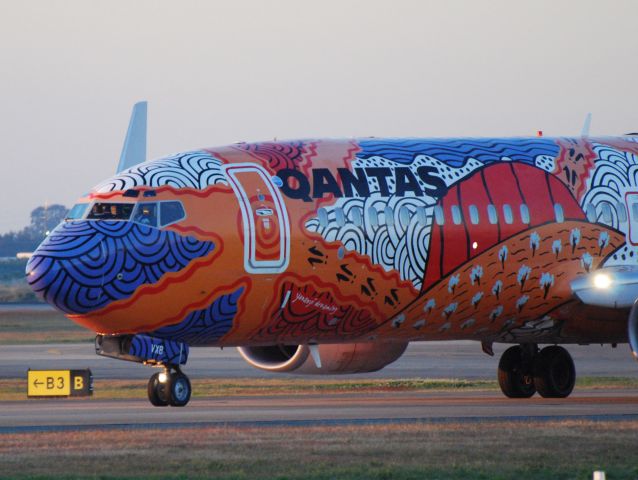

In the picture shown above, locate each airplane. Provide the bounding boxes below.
[25,102,638,406]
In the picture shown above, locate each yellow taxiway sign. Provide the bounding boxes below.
[27,369,92,398]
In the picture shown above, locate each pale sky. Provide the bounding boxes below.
[1,0,637,233]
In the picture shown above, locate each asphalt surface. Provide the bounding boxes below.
[1,341,637,431]
[1,340,637,380]
[1,390,637,432]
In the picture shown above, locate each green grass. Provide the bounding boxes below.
[1,376,638,401]
[0,260,41,303]
[0,310,92,344]
[0,420,636,479]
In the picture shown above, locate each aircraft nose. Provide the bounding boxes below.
[26,221,107,314]
[25,219,216,316]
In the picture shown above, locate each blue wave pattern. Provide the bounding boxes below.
[26,221,215,314]
[152,287,244,346]
[358,138,560,166]
[129,334,189,365]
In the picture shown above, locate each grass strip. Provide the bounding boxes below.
[2,376,637,401]
[0,310,91,344]
[0,420,636,479]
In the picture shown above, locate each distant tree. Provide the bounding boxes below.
[0,204,67,256]
[491,280,503,299]
[28,205,67,238]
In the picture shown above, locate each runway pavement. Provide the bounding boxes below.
[1,389,637,432]
[2,340,637,380]
[1,340,637,431]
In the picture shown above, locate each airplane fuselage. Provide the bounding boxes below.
[27,136,637,349]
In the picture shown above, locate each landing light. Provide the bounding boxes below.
[593,272,612,289]
[158,372,168,383]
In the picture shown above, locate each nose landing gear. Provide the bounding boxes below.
[497,344,575,399]
[147,367,192,407]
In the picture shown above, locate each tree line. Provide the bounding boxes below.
[0,205,67,257]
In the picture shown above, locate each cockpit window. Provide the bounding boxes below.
[66,203,89,220]
[160,201,186,227]
[87,203,134,220]
[132,202,158,227]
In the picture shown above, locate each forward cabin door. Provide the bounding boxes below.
[224,163,290,273]
[626,192,638,245]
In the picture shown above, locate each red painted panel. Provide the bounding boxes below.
[512,163,555,225]
[458,171,499,259]
[548,174,586,220]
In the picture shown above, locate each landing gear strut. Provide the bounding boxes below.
[497,344,575,399]
[147,366,192,407]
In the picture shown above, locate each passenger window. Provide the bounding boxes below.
[585,204,596,222]
[617,203,628,223]
[487,205,498,224]
[87,202,135,221]
[416,206,427,226]
[520,204,530,224]
[468,205,479,224]
[632,203,638,220]
[351,208,363,227]
[66,203,89,220]
[384,206,394,227]
[601,203,612,223]
[503,204,513,224]
[368,207,379,228]
[160,201,186,227]
[554,203,564,223]
[133,202,158,227]
[451,205,462,225]
[317,208,329,228]
[399,206,411,230]
[335,208,345,227]
[434,206,445,225]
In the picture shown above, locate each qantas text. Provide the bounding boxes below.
[276,167,448,202]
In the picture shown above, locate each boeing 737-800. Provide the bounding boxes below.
[25,102,638,406]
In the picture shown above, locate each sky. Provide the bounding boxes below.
[1,0,637,233]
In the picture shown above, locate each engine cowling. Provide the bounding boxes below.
[237,342,408,374]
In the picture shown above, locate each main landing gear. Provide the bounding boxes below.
[147,366,192,407]
[497,344,576,398]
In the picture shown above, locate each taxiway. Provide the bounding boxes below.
[1,389,637,432]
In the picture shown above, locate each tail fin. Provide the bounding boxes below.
[117,101,147,173]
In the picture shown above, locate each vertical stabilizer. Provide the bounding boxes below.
[581,113,592,137]
[117,101,147,173]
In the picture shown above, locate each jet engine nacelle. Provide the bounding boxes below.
[237,342,408,374]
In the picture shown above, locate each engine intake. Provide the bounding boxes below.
[238,342,408,374]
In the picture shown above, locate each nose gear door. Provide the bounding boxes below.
[224,163,290,274]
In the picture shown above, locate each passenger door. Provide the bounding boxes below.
[224,163,290,274]
[626,192,638,245]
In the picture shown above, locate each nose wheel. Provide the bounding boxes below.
[147,367,192,407]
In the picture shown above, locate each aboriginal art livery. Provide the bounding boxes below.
[25,103,638,406]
